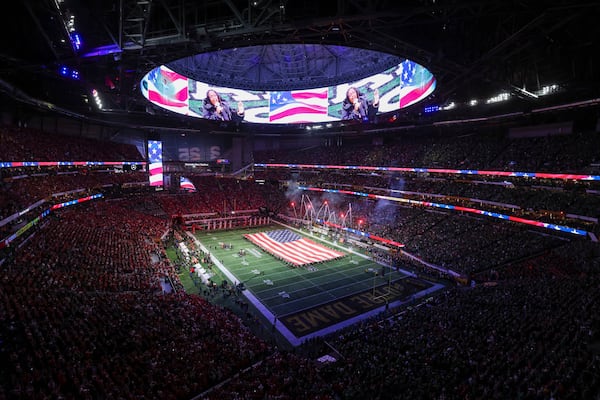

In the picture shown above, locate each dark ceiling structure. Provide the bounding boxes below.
[1,0,599,134]
[167,44,404,91]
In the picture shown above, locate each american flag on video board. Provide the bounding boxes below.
[398,60,436,109]
[148,140,163,187]
[244,229,345,266]
[269,89,329,123]
[143,66,189,112]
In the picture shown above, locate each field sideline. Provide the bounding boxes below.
[188,222,444,345]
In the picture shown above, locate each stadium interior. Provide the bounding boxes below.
[1,1,600,399]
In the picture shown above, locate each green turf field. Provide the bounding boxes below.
[189,223,442,343]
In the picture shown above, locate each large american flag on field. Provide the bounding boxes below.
[244,229,345,267]
[398,60,436,109]
[269,89,330,123]
[141,65,189,113]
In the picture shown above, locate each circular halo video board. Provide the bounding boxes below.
[140,45,435,125]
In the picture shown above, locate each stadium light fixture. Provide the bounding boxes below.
[58,65,80,80]
[91,89,103,109]
[538,84,559,96]
[67,15,76,32]
[70,32,83,51]
[514,87,539,99]
[442,101,455,110]
[486,92,510,104]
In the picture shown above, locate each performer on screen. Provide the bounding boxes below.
[341,87,379,122]
[202,89,245,122]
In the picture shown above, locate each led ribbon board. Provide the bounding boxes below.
[255,163,600,182]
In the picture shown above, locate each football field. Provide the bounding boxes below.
[189,222,444,345]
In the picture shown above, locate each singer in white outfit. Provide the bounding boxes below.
[202,89,245,122]
[341,87,379,122]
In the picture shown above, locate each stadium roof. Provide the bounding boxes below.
[167,44,404,91]
[1,0,599,134]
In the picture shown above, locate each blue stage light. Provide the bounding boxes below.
[58,66,80,80]
[70,32,83,51]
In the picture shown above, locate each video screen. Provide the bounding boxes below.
[147,140,164,187]
[141,60,435,124]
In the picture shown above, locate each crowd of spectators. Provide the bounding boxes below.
[154,176,286,217]
[313,243,599,399]
[0,200,272,399]
[4,207,589,400]
[268,169,600,223]
[1,124,599,399]
[0,169,150,251]
[0,125,148,237]
[203,239,600,400]
[253,129,600,173]
[253,131,600,233]
[308,198,568,277]
[2,170,148,211]
[0,125,142,163]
